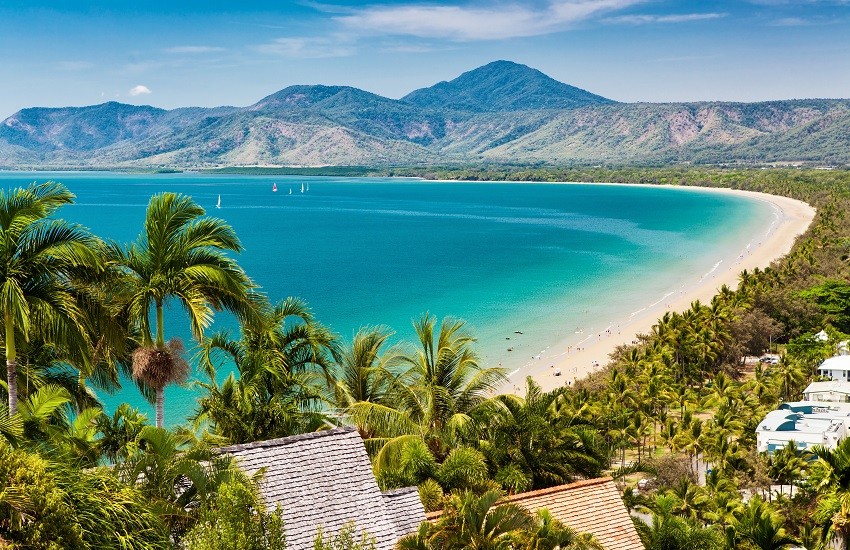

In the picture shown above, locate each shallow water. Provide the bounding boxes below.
[0,172,773,424]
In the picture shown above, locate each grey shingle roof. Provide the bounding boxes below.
[218,427,425,550]
[382,487,426,540]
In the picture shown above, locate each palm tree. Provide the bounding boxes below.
[732,496,799,550]
[0,181,103,414]
[636,494,725,550]
[524,508,603,550]
[772,354,806,402]
[122,425,243,537]
[111,192,256,427]
[349,313,505,466]
[432,489,533,549]
[97,403,149,464]
[811,438,850,549]
[194,297,333,443]
[481,377,605,492]
[328,325,405,427]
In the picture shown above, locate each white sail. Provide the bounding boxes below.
[216,195,221,208]
[301,183,305,193]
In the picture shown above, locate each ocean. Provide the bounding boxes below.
[0,172,774,424]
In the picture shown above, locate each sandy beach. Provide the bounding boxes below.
[502,184,817,394]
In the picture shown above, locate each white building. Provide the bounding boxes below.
[817,355,850,381]
[804,381,850,403]
[756,402,850,453]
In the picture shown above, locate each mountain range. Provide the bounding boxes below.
[2,60,849,168]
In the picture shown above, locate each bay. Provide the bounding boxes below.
[0,172,773,424]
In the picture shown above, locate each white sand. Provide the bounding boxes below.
[501,184,817,394]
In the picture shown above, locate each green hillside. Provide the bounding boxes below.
[1,61,848,168]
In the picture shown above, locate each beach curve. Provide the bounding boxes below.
[501,184,817,394]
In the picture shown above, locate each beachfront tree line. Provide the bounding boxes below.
[2,168,850,549]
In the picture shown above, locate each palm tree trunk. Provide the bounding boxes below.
[155,299,165,348]
[5,314,17,415]
[156,386,164,428]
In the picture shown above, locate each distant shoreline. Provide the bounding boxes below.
[489,184,816,394]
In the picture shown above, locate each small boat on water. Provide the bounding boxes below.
[273,183,278,192]
[300,183,305,194]
[216,195,221,209]
[306,182,310,192]
[289,188,292,195]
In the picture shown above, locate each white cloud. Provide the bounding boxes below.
[255,36,355,58]
[770,16,811,25]
[335,0,643,41]
[128,85,152,96]
[164,46,227,54]
[604,12,727,25]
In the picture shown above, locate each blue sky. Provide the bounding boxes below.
[1,0,848,116]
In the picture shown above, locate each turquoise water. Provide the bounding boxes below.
[0,172,774,424]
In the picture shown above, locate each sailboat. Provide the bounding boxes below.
[306,182,310,192]
[216,195,221,209]
[300,183,305,194]
[272,183,278,192]
[289,188,292,195]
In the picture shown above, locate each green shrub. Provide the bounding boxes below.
[184,479,285,550]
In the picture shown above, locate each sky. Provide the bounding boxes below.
[1,0,849,116]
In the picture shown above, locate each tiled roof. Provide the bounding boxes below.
[426,477,642,550]
[382,487,427,539]
[219,427,424,550]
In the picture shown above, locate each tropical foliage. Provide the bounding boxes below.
[5,167,850,548]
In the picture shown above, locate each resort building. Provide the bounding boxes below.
[817,355,850,381]
[756,402,850,453]
[803,381,850,403]
[426,477,643,550]
[218,427,425,550]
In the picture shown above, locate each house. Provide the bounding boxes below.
[817,355,850,381]
[427,477,643,550]
[218,427,425,550]
[803,381,850,403]
[756,402,850,453]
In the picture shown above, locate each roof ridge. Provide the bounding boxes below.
[217,426,357,453]
[504,477,614,502]
[425,477,616,520]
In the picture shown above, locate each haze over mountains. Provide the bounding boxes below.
[2,60,849,168]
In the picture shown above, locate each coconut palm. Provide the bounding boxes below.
[111,192,256,427]
[349,314,506,467]
[194,297,334,443]
[0,181,103,414]
[122,425,243,537]
[811,438,850,549]
[771,354,806,402]
[328,325,405,430]
[481,377,605,492]
[524,508,603,550]
[636,494,725,550]
[431,489,534,550]
[732,496,799,550]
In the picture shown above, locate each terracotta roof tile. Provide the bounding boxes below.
[428,477,642,550]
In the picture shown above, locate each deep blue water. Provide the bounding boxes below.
[0,172,773,424]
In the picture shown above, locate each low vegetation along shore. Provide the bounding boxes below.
[2,167,850,549]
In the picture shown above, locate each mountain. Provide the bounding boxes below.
[401,60,613,112]
[1,60,849,168]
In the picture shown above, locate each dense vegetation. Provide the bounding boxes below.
[2,167,850,549]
